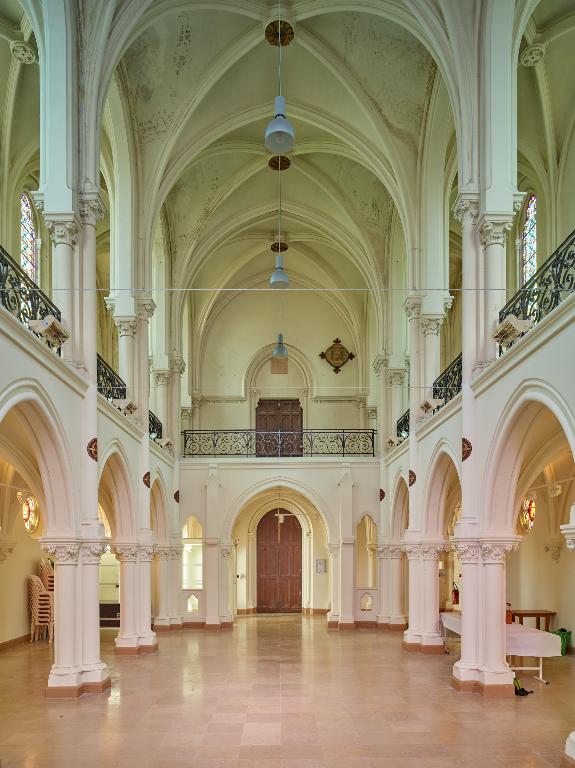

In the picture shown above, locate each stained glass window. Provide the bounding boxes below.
[521,194,537,285]
[20,192,37,282]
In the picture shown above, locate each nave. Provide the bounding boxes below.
[0,615,574,768]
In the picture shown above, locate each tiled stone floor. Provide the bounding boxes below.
[0,615,574,767]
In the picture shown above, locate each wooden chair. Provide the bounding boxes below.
[39,558,54,592]
[28,574,53,642]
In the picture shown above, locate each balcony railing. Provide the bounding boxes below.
[432,353,462,411]
[182,429,376,457]
[97,354,126,401]
[149,410,162,440]
[396,410,409,438]
[499,227,575,350]
[0,244,62,354]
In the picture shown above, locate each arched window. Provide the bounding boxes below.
[20,192,38,282]
[521,194,537,285]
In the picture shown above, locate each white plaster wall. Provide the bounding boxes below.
[0,519,42,644]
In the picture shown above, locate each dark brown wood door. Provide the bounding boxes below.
[255,399,303,456]
[257,509,302,613]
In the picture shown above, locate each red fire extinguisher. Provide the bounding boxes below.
[451,582,459,605]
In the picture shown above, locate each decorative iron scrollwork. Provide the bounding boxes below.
[0,244,62,354]
[181,429,376,457]
[432,353,462,411]
[149,410,162,440]
[97,354,126,401]
[499,228,575,350]
[396,410,409,438]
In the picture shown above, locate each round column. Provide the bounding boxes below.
[403,544,422,649]
[376,546,390,627]
[137,545,157,651]
[420,316,443,403]
[153,547,171,629]
[41,542,83,695]
[114,318,137,398]
[327,543,339,628]
[452,541,481,688]
[112,544,139,653]
[388,545,407,629]
[80,542,110,690]
[43,218,78,361]
[420,544,445,653]
[154,371,170,430]
[168,546,183,628]
[219,544,233,627]
[479,218,513,365]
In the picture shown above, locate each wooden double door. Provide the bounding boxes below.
[255,398,303,456]
[257,509,302,613]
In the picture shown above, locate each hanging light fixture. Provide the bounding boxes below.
[264,3,295,154]
[272,333,288,359]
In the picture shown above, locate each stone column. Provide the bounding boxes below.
[41,542,83,695]
[403,295,422,429]
[478,216,513,366]
[420,315,443,404]
[79,542,110,691]
[153,547,171,629]
[247,531,257,612]
[112,544,139,653]
[204,538,221,628]
[137,545,157,651]
[154,371,170,432]
[388,369,406,435]
[169,356,186,448]
[419,544,445,653]
[403,544,422,650]
[339,537,355,629]
[388,545,407,629]
[168,546,183,628]
[43,216,78,361]
[303,529,312,612]
[452,541,482,689]
[327,543,340,628]
[376,546,390,627]
[181,408,193,432]
[219,543,233,627]
[135,299,155,422]
[114,318,137,399]
[478,541,518,692]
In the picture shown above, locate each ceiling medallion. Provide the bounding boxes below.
[409,470,416,487]
[87,438,98,462]
[269,155,291,171]
[265,19,295,46]
[271,241,288,252]
[462,437,472,462]
[319,339,355,374]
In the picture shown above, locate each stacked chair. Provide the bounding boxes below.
[28,559,54,642]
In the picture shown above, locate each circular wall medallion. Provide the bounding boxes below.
[409,470,416,487]
[143,472,150,488]
[87,438,98,462]
[10,41,36,64]
[379,489,385,502]
[265,19,295,46]
[268,155,291,171]
[462,437,472,462]
[174,490,180,503]
[271,241,288,252]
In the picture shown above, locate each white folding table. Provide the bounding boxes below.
[440,611,561,684]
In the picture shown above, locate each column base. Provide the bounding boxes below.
[183,621,206,629]
[450,676,514,697]
[376,622,389,630]
[46,677,111,699]
[420,643,445,655]
[564,732,575,763]
[355,621,377,629]
[170,617,183,629]
[338,618,356,630]
[389,621,408,631]
[137,642,158,654]
[420,634,445,654]
[81,663,109,686]
[327,620,339,629]
[402,641,421,652]
[204,621,222,630]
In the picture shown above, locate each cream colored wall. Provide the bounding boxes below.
[0,517,42,644]
[507,496,575,649]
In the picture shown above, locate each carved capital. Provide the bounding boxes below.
[401,544,421,561]
[220,546,232,560]
[403,295,421,321]
[114,317,137,337]
[420,315,443,336]
[154,371,170,387]
[169,356,186,376]
[387,368,406,387]
[81,542,107,564]
[372,355,387,376]
[420,543,445,561]
[154,546,171,561]
[136,297,156,321]
[138,546,156,562]
[41,541,80,563]
[45,219,79,247]
[479,217,513,248]
[544,543,562,563]
[79,193,105,227]
[480,541,519,563]
[170,546,183,560]
[452,194,479,226]
[111,545,139,562]
[327,543,339,557]
[454,542,481,563]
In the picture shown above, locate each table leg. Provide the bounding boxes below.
[536,616,541,630]
[519,616,524,625]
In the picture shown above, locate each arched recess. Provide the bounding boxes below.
[390,473,409,541]
[150,475,169,545]
[422,443,462,539]
[97,443,137,541]
[484,383,575,533]
[356,514,377,589]
[0,384,75,534]
[230,486,329,618]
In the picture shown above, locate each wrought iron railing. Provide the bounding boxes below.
[149,410,162,440]
[499,228,575,349]
[182,429,376,457]
[97,354,126,401]
[396,410,409,439]
[432,353,462,411]
[0,244,62,354]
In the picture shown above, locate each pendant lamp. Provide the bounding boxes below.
[272,333,288,358]
[265,2,295,154]
[270,253,289,288]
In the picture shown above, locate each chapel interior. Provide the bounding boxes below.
[0,0,575,766]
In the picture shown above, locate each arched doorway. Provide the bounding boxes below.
[257,509,302,613]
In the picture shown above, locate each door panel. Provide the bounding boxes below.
[255,399,303,456]
[257,509,302,612]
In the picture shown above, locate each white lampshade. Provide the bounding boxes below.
[272,333,288,358]
[265,96,295,154]
[270,253,289,288]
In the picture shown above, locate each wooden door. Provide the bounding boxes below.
[257,509,302,612]
[255,399,303,456]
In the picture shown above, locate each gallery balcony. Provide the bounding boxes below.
[181,429,377,458]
